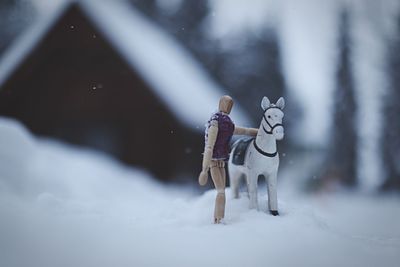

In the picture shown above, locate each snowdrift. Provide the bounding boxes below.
[0,117,399,267]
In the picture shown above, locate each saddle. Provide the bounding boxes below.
[231,137,254,165]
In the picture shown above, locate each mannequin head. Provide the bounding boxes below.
[219,95,234,114]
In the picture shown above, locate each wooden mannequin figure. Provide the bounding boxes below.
[198,95,258,224]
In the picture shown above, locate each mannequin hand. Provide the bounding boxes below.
[198,170,208,186]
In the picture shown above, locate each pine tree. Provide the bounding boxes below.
[322,9,357,187]
[211,29,287,124]
[382,11,400,190]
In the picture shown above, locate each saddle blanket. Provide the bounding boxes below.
[231,137,254,165]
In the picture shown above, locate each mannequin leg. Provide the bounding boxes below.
[210,160,226,223]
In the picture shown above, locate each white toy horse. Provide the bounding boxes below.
[228,96,285,216]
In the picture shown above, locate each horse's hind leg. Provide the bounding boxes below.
[247,171,259,210]
[229,169,242,199]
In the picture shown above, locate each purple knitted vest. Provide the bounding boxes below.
[205,112,235,160]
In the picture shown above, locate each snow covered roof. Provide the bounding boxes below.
[0,0,250,130]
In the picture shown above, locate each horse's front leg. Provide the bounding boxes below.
[247,171,259,210]
[266,172,279,216]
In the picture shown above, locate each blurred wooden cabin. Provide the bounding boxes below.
[0,0,249,182]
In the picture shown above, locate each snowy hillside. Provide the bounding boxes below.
[0,117,399,267]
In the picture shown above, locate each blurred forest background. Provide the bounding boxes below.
[0,0,399,192]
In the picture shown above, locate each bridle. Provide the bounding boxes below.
[253,106,283,158]
[261,106,283,135]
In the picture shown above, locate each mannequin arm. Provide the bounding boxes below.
[199,120,218,185]
[234,126,258,136]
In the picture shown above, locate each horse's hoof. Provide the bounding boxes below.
[270,210,279,216]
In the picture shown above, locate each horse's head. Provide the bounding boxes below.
[260,96,285,141]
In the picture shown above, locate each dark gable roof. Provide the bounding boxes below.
[0,0,250,129]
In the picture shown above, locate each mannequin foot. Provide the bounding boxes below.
[214,218,225,224]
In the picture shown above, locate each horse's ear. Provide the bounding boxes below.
[261,97,271,110]
[276,97,285,110]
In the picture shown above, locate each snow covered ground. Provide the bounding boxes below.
[0,117,399,267]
